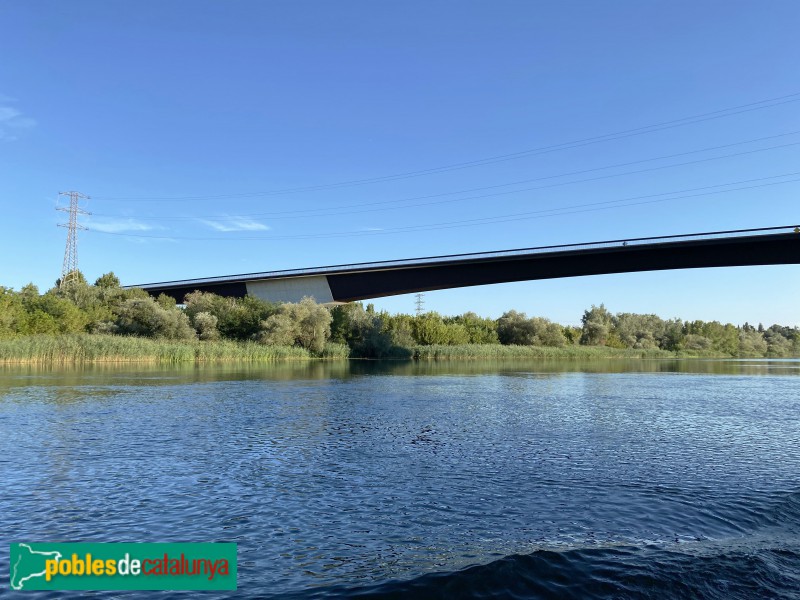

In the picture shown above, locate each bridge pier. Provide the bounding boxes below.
[245,275,337,304]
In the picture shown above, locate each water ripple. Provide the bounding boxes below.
[0,361,798,598]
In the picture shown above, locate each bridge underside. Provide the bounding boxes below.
[137,232,800,304]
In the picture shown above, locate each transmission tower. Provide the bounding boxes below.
[57,191,91,288]
[415,292,425,316]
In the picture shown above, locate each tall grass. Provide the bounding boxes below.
[410,344,691,360]
[320,342,351,359]
[0,335,727,365]
[0,334,314,364]
[194,339,310,361]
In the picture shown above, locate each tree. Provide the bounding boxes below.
[738,329,767,357]
[531,317,567,347]
[764,325,796,358]
[563,325,582,345]
[16,290,89,335]
[258,312,296,347]
[660,319,685,351]
[688,321,738,356]
[681,333,712,351]
[380,312,416,348]
[258,297,331,353]
[184,291,278,340]
[94,272,121,288]
[612,313,666,349]
[0,287,25,337]
[329,304,412,358]
[580,304,613,345]
[156,293,177,310]
[412,312,468,345]
[497,310,536,345]
[193,312,220,341]
[453,312,499,344]
[115,297,196,340]
[496,311,565,346]
[330,303,367,346]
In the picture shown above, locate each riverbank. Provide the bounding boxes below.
[0,334,741,364]
[0,334,350,364]
[409,344,722,360]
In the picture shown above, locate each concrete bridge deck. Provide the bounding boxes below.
[132,225,800,304]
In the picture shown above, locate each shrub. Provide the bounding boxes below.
[115,297,196,340]
[258,297,331,354]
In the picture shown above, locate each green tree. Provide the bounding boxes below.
[258,297,331,353]
[184,291,278,340]
[612,313,666,349]
[156,293,177,310]
[382,312,416,349]
[0,287,25,337]
[115,297,196,340]
[412,312,468,345]
[94,272,121,288]
[193,312,220,341]
[496,311,565,346]
[497,310,536,345]
[738,329,768,357]
[533,317,567,347]
[563,325,582,345]
[681,333,712,351]
[329,304,411,357]
[456,312,499,344]
[660,319,685,351]
[16,290,89,335]
[258,312,296,347]
[580,304,613,345]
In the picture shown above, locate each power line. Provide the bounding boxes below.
[84,174,800,242]
[92,91,800,202]
[90,131,800,222]
[56,191,91,288]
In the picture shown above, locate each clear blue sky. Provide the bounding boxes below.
[1,1,798,326]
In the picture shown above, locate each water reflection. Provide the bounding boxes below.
[0,357,797,392]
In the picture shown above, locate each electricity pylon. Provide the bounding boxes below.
[57,191,90,288]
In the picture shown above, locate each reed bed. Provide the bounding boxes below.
[320,342,351,359]
[0,335,726,365]
[194,339,310,361]
[0,334,314,364]
[410,344,678,360]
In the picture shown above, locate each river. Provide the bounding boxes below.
[1,359,798,598]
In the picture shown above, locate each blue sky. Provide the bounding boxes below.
[1,1,798,326]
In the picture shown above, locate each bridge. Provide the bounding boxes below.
[133,225,800,304]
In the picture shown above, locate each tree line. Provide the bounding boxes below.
[0,272,797,358]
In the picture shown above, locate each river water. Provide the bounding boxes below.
[1,359,799,599]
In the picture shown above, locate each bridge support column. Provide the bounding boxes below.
[245,275,337,304]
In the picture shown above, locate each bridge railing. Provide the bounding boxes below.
[133,225,799,289]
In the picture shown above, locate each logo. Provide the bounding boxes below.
[9,543,236,591]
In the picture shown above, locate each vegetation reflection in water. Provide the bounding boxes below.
[1,358,798,392]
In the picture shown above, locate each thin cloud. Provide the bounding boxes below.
[126,236,178,245]
[0,97,36,141]
[200,217,270,232]
[87,218,159,233]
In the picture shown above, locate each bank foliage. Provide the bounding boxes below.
[0,272,797,362]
